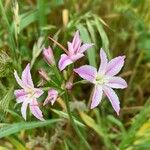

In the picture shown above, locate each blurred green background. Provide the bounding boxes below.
[0,0,150,149]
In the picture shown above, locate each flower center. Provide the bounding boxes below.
[26,88,36,98]
[95,74,108,85]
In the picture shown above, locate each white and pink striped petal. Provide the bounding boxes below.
[78,43,93,53]
[106,56,125,76]
[21,100,29,120]
[34,88,44,98]
[91,85,103,109]
[103,86,120,115]
[70,53,84,62]
[106,77,127,89]
[72,30,81,51]
[22,64,34,88]
[98,48,108,74]
[14,89,27,103]
[14,71,26,89]
[74,65,97,83]
[43,89,58,106]
[58,54,73,71]
[29,99,44,121]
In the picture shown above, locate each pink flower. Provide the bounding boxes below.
[43,46,55,65]
[43,89,58,106]
[14,64,44,121]
[74,49,127,115]
[58,30,93,71]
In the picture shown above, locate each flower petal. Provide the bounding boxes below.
[34,88,44,98]
[98,48,108,74]
[72,30,81,51]
[74,65,97,82]
[14,89,27,103]
[103,86,120,115]
[21,100,28,120]
[68,42,74,55]
[29,99,44,121]
[14,70,26,89]
[106,56,125,76]
[91,85,103,109]
[70,53,84,62]
[43,89,58,106]
[78,43,94,53]
[58,54,73,71]
[22,64,34,87]
[106,77,127,89]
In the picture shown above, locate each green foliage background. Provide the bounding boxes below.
[0,0,150,149]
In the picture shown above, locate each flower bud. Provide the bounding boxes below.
[65,81,73,90]
[38,68,50,81]
[43,46,55,65]
[43,89,58,106]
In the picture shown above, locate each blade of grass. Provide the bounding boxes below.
[94,17,111,59]
[37,0,46,35]
[51,109,85,127]
[6,137,26,150]
[63,92,92,150]
[77,24,96,67]
[119,98,150,149]
[0,119,60,138]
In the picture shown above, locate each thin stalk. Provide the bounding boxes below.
[48,36,68,54]
[63,92,92,150]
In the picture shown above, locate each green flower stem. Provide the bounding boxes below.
[63,91,92,150]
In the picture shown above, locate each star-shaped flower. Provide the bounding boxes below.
[14,64,44,120]
[58,30,93,71]
[74,49,127,115]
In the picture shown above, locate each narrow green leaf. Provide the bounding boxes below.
[51,109,85,128]
[86,20,97,48]
[94,17,111,59]
[77,24,96,67]
[6,137,26,150]
[80,112,104,137]
[37,0,46,34]
[0,119,60,138]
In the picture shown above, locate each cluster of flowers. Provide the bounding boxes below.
[14,31,127,121]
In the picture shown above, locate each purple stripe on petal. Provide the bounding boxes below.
[91,85,103,109]
[22,64,34,87]
[70,53,84,62]
[78,43,94,53]
[98,48,108,74]
[34,88,44,98]
[43,89,58,106]
[72,30,80,49]
[58,54,73,71]
[74,65,97,82]
[30,99,44,121]
[103,86,120,115]
[14,89,27,103]
[106,77,127,89]
[14,71,25,89]
[68,42,75,55]
[106,56,125,76]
